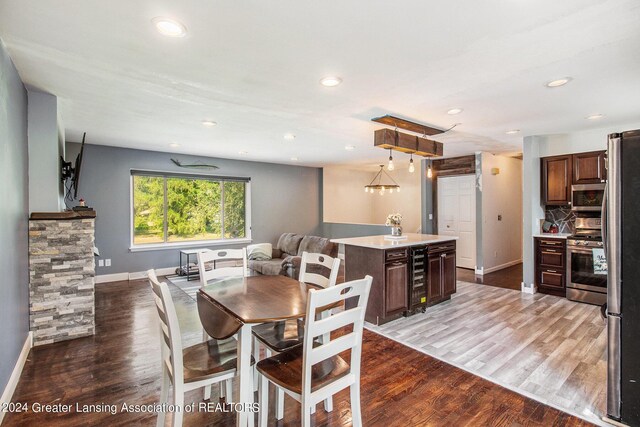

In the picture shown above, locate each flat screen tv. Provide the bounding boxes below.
[61,132,86,203]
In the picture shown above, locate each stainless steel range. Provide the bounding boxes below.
[566,217,606,305]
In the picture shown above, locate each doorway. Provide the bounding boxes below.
[437,174,476,269]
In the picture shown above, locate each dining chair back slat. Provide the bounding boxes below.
[299,252,340,288]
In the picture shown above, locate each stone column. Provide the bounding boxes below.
[29,218,95,346]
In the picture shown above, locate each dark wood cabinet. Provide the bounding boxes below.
[573,151,606,184]
[535,238,566,297]
[542,155,572,205]
[385,260,408,316]
[343,239,457,325]
[427,242,457,305]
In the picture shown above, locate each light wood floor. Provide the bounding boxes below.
[367,281,607,425]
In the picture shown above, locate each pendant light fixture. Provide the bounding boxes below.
[408,153,415,173]
[365,165,400,195]
[387,148,394,171]
[427,164,433,179]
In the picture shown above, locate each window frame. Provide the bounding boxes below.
[129,169,252,252]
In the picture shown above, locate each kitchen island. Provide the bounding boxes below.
[332,233,458,325]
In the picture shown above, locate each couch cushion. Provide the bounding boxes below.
[248,259,284,276]
[277,233,304,256]
[297,235,337,257]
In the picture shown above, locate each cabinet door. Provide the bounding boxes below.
[385,261,408,316]
[573,151,606,184]
[539,247,565,268]
[542,155,572,205]
[427,254,443,302]
[442,251,457,296]
[539,268,565,291]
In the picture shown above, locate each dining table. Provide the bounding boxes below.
[197,274,319,427]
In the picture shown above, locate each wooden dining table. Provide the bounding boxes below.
[197,274,319,427]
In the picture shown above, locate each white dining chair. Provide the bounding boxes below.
[148,269,242,427]
[197,248,248,285]
[257,276,372,427]
[251,251,341,417]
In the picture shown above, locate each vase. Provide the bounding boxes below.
[391,225,403,236]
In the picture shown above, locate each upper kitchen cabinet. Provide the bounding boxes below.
[573,151,606,184]
[542,155,572,205]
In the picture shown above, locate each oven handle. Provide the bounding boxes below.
[568,248,597,254]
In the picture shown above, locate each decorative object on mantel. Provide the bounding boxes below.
[385,213,403,236]
[171,158,219,169]
[365,165,400,195]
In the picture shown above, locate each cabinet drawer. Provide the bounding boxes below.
[428,242,456,254]
[540,268,565,290]
[386,248,408,262]
[539,248,565,268]
[539,239,565,247]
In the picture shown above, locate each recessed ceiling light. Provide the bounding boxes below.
[290,157,299,161]
[320,76,342,87]
[202,120,217,127]
[169,142,180,148]
[505,129,520,135]
[345,145,356,151]
[152,17,187,38]
[284,133,296,140]
[545,77,572,88]
[586,114,604,120]
[238,150,248,155]
[447,108,463,115]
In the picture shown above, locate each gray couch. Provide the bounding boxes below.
[248,233,338,279]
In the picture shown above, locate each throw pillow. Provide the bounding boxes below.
[247,243,273,261]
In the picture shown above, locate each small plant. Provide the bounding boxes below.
[385,213,402,227]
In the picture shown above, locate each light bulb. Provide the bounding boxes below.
[389,188,393,194]
[397,187,400,192]
[409,158,415,173]
[427,165,433,179]
[388,157,394,171]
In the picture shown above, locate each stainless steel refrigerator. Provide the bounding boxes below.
[605,129,640,425]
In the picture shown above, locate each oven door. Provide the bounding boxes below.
[567,246,608,293]
[571,184,605,211]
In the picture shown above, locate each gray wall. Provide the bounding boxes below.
[27,90,63,212]
[0,40,30,393]
[67,143,323,275]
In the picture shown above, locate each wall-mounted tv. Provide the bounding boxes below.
[61,132,86,203]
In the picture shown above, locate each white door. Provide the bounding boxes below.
[437,174,476,269]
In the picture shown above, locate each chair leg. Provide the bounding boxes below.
[253,338,260,392]
[157,371,170,427]
[225,379,233,404]
[323,396,333,412]
[302,402,312,427]
[258,374,268,427]
[276,388,284,420]
[204,385,211,401]
[219,382,225,400]
[202,328,208,342]
[350,383,362,427]
[172,386,184,427]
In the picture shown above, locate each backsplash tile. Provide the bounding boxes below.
[545,207,575,234]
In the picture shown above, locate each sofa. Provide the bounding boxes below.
[248,233,338,279]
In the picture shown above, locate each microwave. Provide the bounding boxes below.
[571,183,605,211]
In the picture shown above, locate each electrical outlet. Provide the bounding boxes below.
[429,214,433,220]
[494,251,498,258]
[105,259,111,267]
[98,259,104,267]
[497,214,502,221]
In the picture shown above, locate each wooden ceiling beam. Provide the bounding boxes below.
[371,115,444,136]
[374,128,443,157]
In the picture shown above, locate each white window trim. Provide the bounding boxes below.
[129,171,252,250]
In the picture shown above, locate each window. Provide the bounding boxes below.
[131,172,250,247]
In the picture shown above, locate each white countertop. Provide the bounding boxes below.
[533,233,572,239]
[331,233,458,249]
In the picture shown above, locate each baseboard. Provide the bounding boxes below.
[478,259,522,275]
[0,332,33,425]
[96,267,178,284]
[521,281,537,294]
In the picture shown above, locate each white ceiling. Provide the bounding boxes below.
[1,0,639,167]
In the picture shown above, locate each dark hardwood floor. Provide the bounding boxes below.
[457,263,523,291]
[4,277,592,426]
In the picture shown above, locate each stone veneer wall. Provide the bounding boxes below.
[545,207,575,234]
[29,218,95,346]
